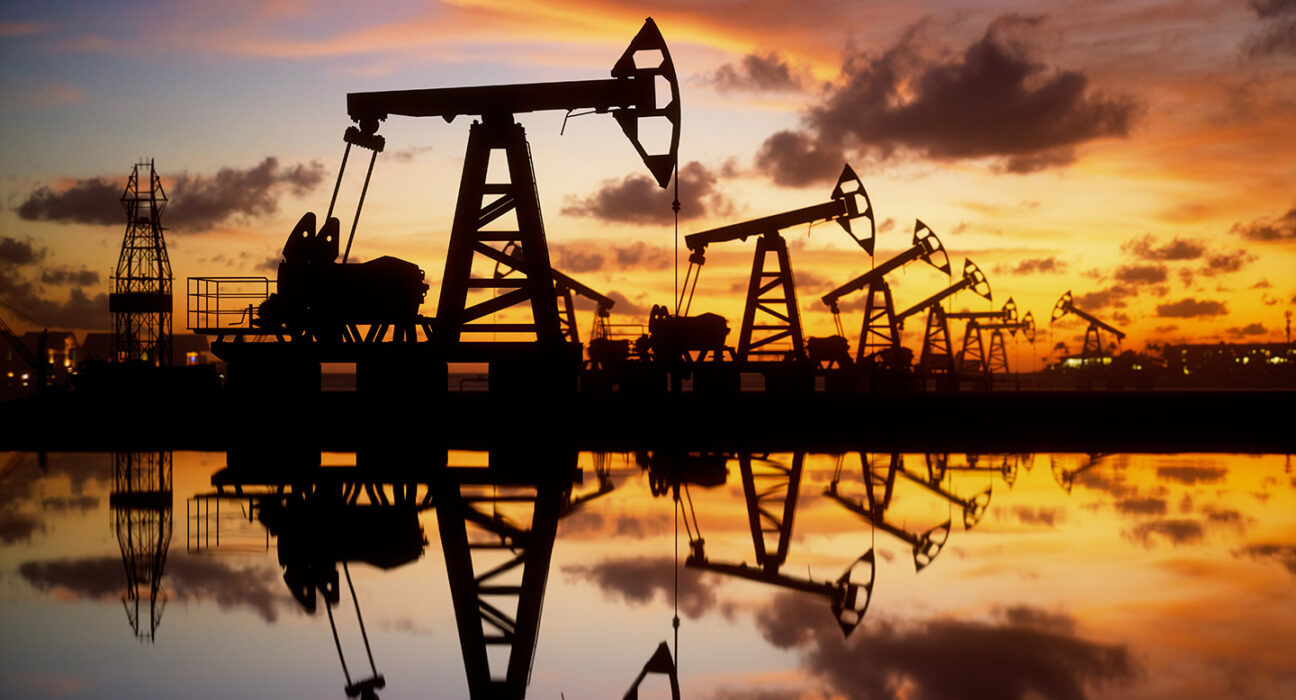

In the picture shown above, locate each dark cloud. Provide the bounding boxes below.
[15,157,326,232]
[1227,323,1268,337]
[19,554,288,622]
[549,245,605,273]
[39,266,100,287]
[0,272,109,329]
[1113,264,1168,285]
[1115,498,1168,515]
[1155,298,1228,318]
[756,594,1137,699]
[1178,268,1195,287]
[1244,0,1296,57]
[614,241,672,270]
[562,161,736,224]
[1124,519,1204,547]
[996,256,1066,275]
[753,130,848,187]
[1074,285,1134,310]
[41,495,100,512]
[708,51,809,92]
[1013,506,1064,526]
[1251,279,1272,289]
[756,14,1138,184]
[0,510,43,543]
[1154,324,1179,334]
[878,217,897,233]
[1121,234,1205,261]
[605,290,649,317]
[387,145,433,163]
[1200,250,1256,277]
[0,237,44,266]
[1232,205,1296,241]
[1234,543,1296,575]
[563,557,725,619]
[1156,466,1227,485]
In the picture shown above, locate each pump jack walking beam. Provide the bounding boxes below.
[892,259,992,375]
[346,19,678,350]
[676,165,875,362]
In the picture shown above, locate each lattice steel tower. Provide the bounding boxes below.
[111,451,173,642]
[110,160,172,365]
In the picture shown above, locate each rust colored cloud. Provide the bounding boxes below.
[706,51,809,93]
[756,14,1139,185]
[1245,0,1296,58]
[1122,234,1205,261]
[562,161,735,225]
[1156,298,1228,318]
[1231,204,1296,241]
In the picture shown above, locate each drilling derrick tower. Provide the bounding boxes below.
[111,160,173,365]
[110,451,173,642]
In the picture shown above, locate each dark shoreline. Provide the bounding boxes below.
[4,388,1292,454]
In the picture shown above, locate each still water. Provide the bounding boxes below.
[1,451,1293,699]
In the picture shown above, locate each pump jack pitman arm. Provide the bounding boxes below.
[346,18,680,188]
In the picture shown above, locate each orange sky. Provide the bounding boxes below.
[2,1,1294,369]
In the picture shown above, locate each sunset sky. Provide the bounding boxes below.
[2,1,1294,369]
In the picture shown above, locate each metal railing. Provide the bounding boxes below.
[187,277,271,335]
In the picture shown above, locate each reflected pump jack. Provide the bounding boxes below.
[681,453,874,636]
[675,165,876,363]
[346,18,679,352]
[825,453,952,572]
[821,221,951,369]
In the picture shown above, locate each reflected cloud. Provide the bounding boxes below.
[1013,506,1065,527]
[1234,544,1296,575]
[1114,498,1168,516]
[0,510,43,544]
[1123,519,1205,547]
[1156,465,1227,485]
[756,594,1137,699]
[18,555,289,622]
[563,556,729,619]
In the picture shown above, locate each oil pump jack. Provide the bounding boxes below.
[674,165,876,363]
[493,241,616,349]
[344,18,678,359]
[972,310,1036,378]
[824,454,951,572]
[680,453,874,636]
[949,298,1016,375]
[820,221,950,369]
[892,259,992,377]
[1051,290,1125,362]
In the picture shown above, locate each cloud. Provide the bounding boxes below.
[563,557,726,619]
[1199,250,1256,277]
[754,130,849,187]
[549,241,673,275]
[1115,498,1168,515]
[0,237,45,266]
[0,510,43,544]
[19,555,288,622]
[1244,0,1296,58]
[1227,322,1268,337]
[756,595,1137,699]
[549,244,605,273]
[1124,519,1205,547]
[1154,324,1179,334]
[1156,466,1227,484]
[1074,285,1135,310]
[605,290,649,317]
[1013,506,1064,526]
[1155,298,1228,318]
[39,266,100,287]
[756,14,1138,184]
[1231,204,1296,241]
[1234,543,1296,575]
[1113,264,1168,285]
[1121,234,1205,261]
[995,256,1066,275]
[562,161,735,224]
[707,51,809,92]
[16,157,326,232]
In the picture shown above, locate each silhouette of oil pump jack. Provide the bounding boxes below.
[1051,290,1125,360]
[345,19,678,360]
[824,453,952,572]
[675,165,876,363]
[681,453,875,636]
[949,298,1017,375]
[821,221,951,369]
[893,259,993,377]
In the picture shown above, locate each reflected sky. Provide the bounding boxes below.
[1,451,1294,699]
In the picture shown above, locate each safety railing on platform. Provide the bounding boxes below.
[186,493,270,554]
[187,277,271,335]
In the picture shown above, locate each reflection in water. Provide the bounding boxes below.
[4,450,1295,698]
[110,451,172,642]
